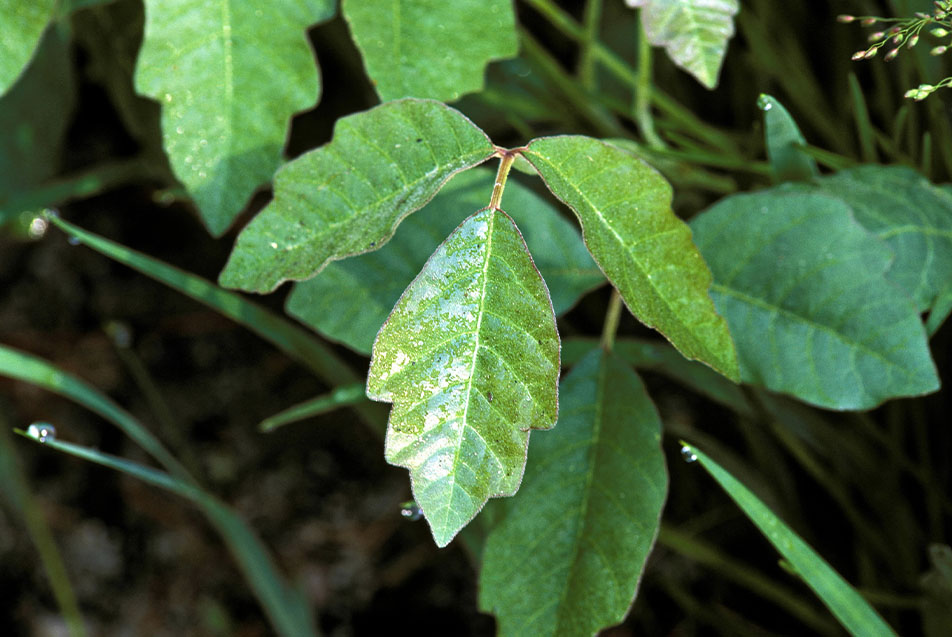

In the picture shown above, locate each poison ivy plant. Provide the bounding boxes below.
[366,207,560,547]
[479,348,667,636]
[691,187,939,409]
[626,0,740,89]
[342,0,518,102]
[285,167,603,354]
[523,136,739,380]
[134,0,334,236]
[219,99,497,292]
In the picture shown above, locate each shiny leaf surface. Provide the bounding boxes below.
[691,187,939,409]
[627,0,739,89]
[135,0,332,236]
[342,0,517,101]
[524,135,739,380]
[367,207,560,547]
[480,348,667,636]
[219,99,496,292]
[286,168,603,353]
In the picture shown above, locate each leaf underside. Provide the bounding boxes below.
[480,348,668,637]
[691,187,939,410]
[135,0,330,236]
[367,207,560,547]
[286,167,604,354]
[342,0,518,102]
[632,0,740,89]
[524,135,739,381]
[219,99,496,293]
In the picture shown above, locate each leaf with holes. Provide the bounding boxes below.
[523,135,739,381]
[286,167,603,353]
[690,187,939,409]
[627,0,739,89]
[342,0,517,102]
[135,0,334,236]
[219,99,496,293]
[367,207,560,547]
[479,348,668,636]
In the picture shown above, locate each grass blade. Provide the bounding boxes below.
[14,432,318,637]
[0,423,86,637]
[259,383,367,432]
[45,214,385,434]
[0,342,192,482]
[684,442,898,637]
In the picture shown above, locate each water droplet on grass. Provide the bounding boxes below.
[26,422,57,443]
[680,445,697,463]
[28,216,49,239]
[67,236,81,246]
[400,501,423,521]
[757,94,773,111]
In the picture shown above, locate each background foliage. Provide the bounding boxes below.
[1,0,950,635]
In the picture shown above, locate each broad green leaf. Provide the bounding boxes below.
[286,168,603,353]
[690,188,939,409]
[479,349,667,637]
[219,99,496,293]
[523,135,739,381]
[367,207,560,547]
[813,165,952,314]
[342,0,517,102]
[758,93,818,183]
[628,0,739,89]
[134,0,331,236]
[687,443,898,637]
[0,1,55,95]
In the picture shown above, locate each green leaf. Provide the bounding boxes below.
[523,135,739,381]
[758,93,818,183]
[0,1,55,95]
[286,167,603,353]
[134,0,330,236]
[629,0,739,89]
[686,443,898,637]
[813,165,952,314]
[479,348,667,637]
[690,187,939,409]
[342,0,517,102]
[367,207,560,547]
[219,99,496,293]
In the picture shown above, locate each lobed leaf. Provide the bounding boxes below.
[219,99,496,293]
[690,187,939,409]
[628,0,739,89]
[759,93,818,183]
[367,207,560,547]
[812,165,952,314]
[135,0,332,236]
[523,135,739,380]
[479,348,668,637]
[0,0,55,95]
[286,167,603,353]
[688,443,898,637]
[342,0,518,102]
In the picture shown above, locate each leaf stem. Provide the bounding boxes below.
[600,289,624,352]
[635,16,664,149]
[489,149,518,210]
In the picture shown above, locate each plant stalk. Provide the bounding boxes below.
[489,150,517,210]
[600,289,624,352]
